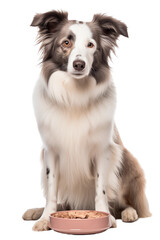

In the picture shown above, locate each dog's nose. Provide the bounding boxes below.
[73,60,85,71]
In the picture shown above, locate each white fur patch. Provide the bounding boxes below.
[46,70,112,107]
[67,23,97,78]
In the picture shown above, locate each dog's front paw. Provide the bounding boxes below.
[32,218,50,231]
[110,215,117,228]
[121,207,138,222]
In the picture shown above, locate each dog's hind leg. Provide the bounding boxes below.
[120,148,151,221]
[22,203,69,221]
[22,150,46,221]
[22,208,44,221]
[113,126,151,222]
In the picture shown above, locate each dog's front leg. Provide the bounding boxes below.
[33,150,59,231]
[95,146,117,228]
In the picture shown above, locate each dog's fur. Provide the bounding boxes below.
[23,10,151,231]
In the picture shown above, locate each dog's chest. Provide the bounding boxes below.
[41,101,110,156]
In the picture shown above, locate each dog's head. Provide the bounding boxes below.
[31,10,128,83]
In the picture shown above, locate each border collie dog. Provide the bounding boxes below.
[23,10,151,231]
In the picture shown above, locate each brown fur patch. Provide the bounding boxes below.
[113,129,151,219]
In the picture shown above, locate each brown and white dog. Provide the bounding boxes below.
[22,10,151,231]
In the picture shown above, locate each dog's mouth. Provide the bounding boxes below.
[70,67,90,79]
[72,72,84,76]
[71,72,86,79]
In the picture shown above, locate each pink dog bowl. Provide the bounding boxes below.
[49,210,111,235]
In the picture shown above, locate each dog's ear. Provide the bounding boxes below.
[92,14,128,39]
[31,10,68,33]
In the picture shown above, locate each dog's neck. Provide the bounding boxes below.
[40,69,116,110]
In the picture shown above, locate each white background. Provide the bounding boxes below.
[0,0,160,239]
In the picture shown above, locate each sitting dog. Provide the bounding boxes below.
[23,10,151,231]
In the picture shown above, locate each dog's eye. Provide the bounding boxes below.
[62,40,72,48]
[88,42,94,48]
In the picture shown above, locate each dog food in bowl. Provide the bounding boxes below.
[50,210,111,234]
[53,210,107,219]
